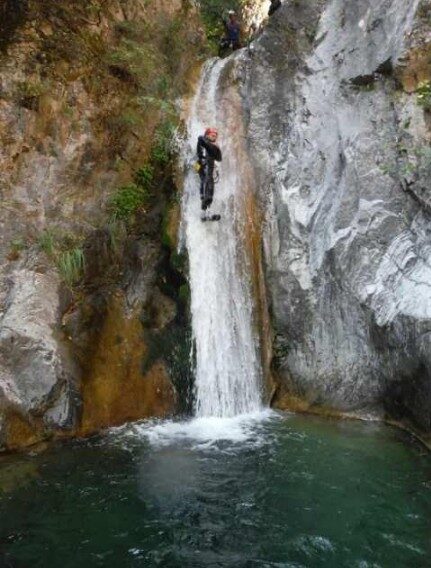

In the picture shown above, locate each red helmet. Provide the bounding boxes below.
[205,127,218,138]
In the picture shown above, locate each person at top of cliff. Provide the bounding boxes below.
[196,127,222,218]
[269,0,282,16]
[219,10,241,56]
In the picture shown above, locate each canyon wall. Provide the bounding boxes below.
[239,0,431,434]
[0,0,203,450]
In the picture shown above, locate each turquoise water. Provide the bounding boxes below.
[0,413,430,567]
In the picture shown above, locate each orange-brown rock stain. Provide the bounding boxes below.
[218,58,276,402]
[243,191,276,403]
[165,201,181,249]
[79,294,176,436]
[3,412,46,451]
[396,43,431,93]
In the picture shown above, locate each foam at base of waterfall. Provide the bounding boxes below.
[109,409,278,450]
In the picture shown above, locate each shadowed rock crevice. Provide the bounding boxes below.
[0,0,28,52]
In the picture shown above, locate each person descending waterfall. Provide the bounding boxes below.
[196,127,222,221]
[269,0,282,16]
[219,10,241,57]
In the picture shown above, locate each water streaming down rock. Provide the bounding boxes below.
[181,59,263,418]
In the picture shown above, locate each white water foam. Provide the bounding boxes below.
[110,409,278,451]
[181,58,263,419]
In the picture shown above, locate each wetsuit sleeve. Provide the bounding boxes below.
[198,136,222,162]
[197,136,205,162]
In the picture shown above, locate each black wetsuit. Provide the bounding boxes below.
[269,0,282,16]
[197,135,222,210]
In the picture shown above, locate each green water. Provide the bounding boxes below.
[0,413,430,568]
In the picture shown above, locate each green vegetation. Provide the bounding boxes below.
[9,238,25,253]
[57,248,85,288]
[178,282,190,305]
[134,164,154,187]
[108,116,179,225]
[198,0,244,51]
[15,80,46,110]
[38,229,85,288]
[38,229,56,257]
[108,160,158,223]
[108,183,150,222]
[19,1,206,293]
[151,121,177,166]
[416,81,431,111]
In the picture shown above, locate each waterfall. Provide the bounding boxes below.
[181,58,263,418]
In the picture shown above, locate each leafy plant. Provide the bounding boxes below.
[416,81,431,111]
[108,183,149,221]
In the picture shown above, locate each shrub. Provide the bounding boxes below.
[108,183,149,221]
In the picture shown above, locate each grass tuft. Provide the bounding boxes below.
[57,248,85,288]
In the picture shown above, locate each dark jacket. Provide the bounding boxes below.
[197,136,222,174]
[269,0,282,16]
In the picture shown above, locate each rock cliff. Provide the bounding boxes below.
[3,0,431,449]
[0,0,203,450]
[238,0,431,434]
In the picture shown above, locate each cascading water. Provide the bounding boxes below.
[181,58,263,418]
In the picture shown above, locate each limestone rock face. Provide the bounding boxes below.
[239,0,431,431]
[0,0,199,450]
[0,268,63,413]
[0,266,78,448]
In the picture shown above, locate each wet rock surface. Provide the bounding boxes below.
[0,265,78,448]
[241,0,431,431]
[0,0,200,450]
